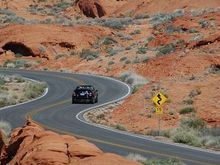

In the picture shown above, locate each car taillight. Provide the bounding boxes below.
[73,92,76,96]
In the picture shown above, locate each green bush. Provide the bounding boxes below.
[181,118,206,129]
[106,48,118,56]
[108,61,115,65]
[102,36,117,45]
[156,44,175,56]
[142,158,186,165]
[189,89,201,98]
[171,127,202,147]
[24,82,47,99]
[0,77,5,85]
[80,49,99,60]
[132,84,143,94]
[101,18,133,29]
[3,60,33,68]
[179,107,195,114]
[0,98,8,108]
[130,29,141,35]
[120,57,127,62]
[149,9,184,27]
[183,99,193,105]
[137,47,147,54]
[115,124,126,131]
[125,59,131,64]
[0,120,11,137]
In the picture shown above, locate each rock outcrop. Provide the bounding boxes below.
[77,0,106,18]
[0,121,141,165]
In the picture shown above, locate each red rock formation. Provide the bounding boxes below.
[0,121,141,165]
[78,0,106,18]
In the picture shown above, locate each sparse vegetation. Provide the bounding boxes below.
[3,59,39,69]
[0,120,11,137]
[183,99,193,105]
[156,43,175,56]
[127,153,186,165]
[137,47,147,54]
[179,107,195,114]
[149,9,184,27]
[79,49,99,60]
[114,124,126,131]
[189,89,201,98]
[0,74,47,108]
[209,64,220,74]
[108,61,115,65]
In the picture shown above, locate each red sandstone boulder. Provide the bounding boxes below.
[77,0,106,18]
[0,121,141,165]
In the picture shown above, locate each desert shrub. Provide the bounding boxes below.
[55,54,65,60]
[125,59,131,64]
[156,43,175,56]
[209,64,220,74]
[132,57,140,64]
[137,47,147,54]
[0,98,8,108]
[191,8,220,17]
[165,24,183,33]
[142,158,186,165]
[106,48,118,56]
[132,84,143,94]
[114,124,126,131]
[102,36,117,45]
[0,9,16,16]
[127,153,185,165]
[101,18,133,29]
[189,89,201,98]
[179,107,195,114]
[147,130,160,136]
[0,120,12,137]
[120,56,127,62]
[171,127,202,147]
[13,76,25,83]
[188,28,198,33]
[80,49,99,60]
[119,72,148,94]
[29,2,72,16]
[149,9,184,27]
[0,77,6,86]
[4,60,34,68]
[39,45,46,53]
[199,19,209,28]
[108,61,115,65]
[130,29,141,35]
[24,82,47,99]
[201,136,220,149]
[182,99,193,105]
[96,114,105,120]
[181,118,206,129]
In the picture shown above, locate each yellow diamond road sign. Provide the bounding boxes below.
[152,92,167,107]
[156,106,163,115]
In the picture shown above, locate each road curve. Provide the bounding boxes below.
[0,69,219,165]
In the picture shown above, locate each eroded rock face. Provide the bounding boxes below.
[78,0,106,18]
[0,121,141,165]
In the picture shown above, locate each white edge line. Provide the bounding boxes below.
[75,73,220,155]
[0,77,49,111]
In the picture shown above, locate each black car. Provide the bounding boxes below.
[72,85,98,104]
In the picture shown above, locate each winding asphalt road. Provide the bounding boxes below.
[0,69,220,165]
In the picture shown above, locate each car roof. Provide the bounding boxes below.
[75,85,94,90]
